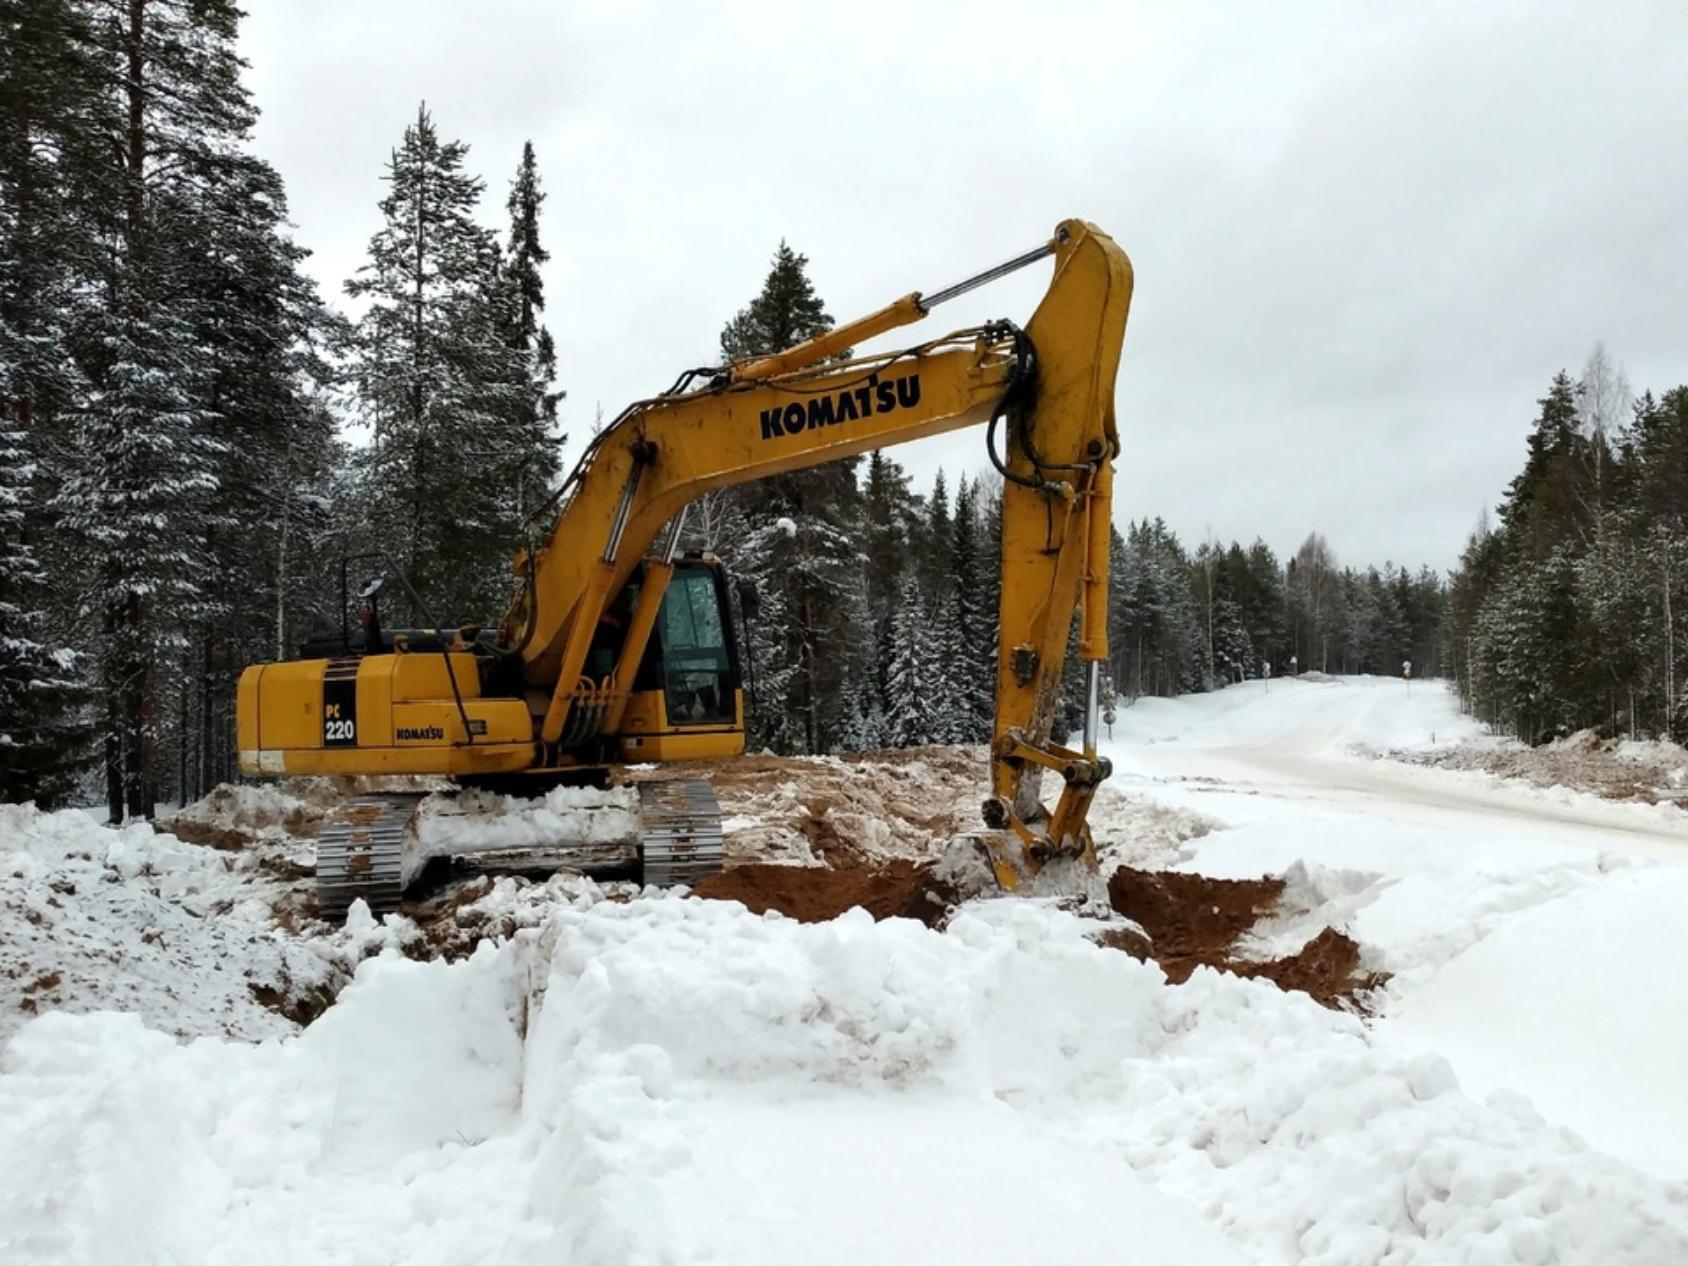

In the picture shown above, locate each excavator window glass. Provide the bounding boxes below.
[657,566,734,725]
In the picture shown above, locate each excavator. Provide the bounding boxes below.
[236,218,1134,917]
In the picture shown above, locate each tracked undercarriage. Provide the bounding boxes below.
[314,779,725,917]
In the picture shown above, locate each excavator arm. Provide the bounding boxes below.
[506,218,1134,887]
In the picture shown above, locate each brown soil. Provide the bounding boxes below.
[248,976,337,1027]
[1231,926,1389,1009]
[691,858,1382,1010]
[1106,868,1285,982]
[690,860,951,928]
[1105,865,1384,1010]
[649,745,986,867]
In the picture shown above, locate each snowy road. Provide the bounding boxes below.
[1110,675,1688,859]
[1101,675,1688,1183]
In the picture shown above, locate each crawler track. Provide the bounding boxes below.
[312,780,725,918]
[315,793,427,918]
[637,779,725,887]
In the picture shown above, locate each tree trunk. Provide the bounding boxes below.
[199,630,214,797]
[276,433,293,660]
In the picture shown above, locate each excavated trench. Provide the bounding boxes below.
[693,859,1385,1011]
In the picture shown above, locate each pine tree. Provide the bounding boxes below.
[47,0,266,818]
[0,419,88,805]
[948,474,993,740]
[501,140,563,521]
[346,104,530,622]
[884,575,937,747]
[918,468,952,602]
[716,240,868,753]
[168,139,343,798]
[720,241,835,363]
[1499,372,1590,560]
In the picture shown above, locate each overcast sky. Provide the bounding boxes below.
[242,1,1687,572]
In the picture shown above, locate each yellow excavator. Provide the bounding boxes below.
[237,219,1133,916]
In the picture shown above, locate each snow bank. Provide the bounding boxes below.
[0,803,338,1044]
[1388,866,1688,1179]
[0,943,530,1265]
[8,893,1681,1264]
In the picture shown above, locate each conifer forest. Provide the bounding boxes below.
[1,2,1680,821]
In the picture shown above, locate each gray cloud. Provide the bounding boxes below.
[243,0,1688,571]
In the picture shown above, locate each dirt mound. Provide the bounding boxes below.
[690,861,950,927]
[1234,926,1387,1008]
[667,746,988,868]
[1106,866,1383,1011]
[1106,868,1286,977]
[164,784,327,850]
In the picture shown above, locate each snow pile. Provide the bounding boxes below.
[6,893,1687,1263]
[1400,729,1688,808]
[421,783,639,852]
[0,803,441,1045]
[1390,865,1688,1177]
[0,804,341,1044]
[0,944,533,1265]
[165,779,334,845]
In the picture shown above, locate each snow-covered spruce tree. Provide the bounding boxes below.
[0,420,88,806]
[58,295,220,818]
[500,140,563,522]
[731,516,802,754]
[926,582,966,744]
[166,140,343,797]
[946,473,994,741]
[861,449,919,716]
[884,574,938,748]
[917,468,952,604]
[50,0,272,818]
[0,0,105,449]
[346,105,531,623]
[717,240,869,753]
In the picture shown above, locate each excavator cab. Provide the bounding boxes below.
[591,557,747,762]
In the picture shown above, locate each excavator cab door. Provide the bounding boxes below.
[610,559,747,761]
[648,562,737,725]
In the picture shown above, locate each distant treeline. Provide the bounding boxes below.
[699,243,1447,754]
[1444,349,1688,743]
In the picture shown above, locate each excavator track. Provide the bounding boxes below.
[636,778,725,887]
[315,793,427,918]
[313,782,724,919]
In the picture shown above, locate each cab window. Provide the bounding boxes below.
[658,568,733,724]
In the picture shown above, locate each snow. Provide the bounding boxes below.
[0,803,340,1044]
[421,784,639,853]
[1099,676,1688,990]
[8,890,1688,1263]
[8,674,1688,1261]
[1389,866,1688,1177]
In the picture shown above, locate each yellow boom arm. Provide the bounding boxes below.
[504,219,1133,884]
